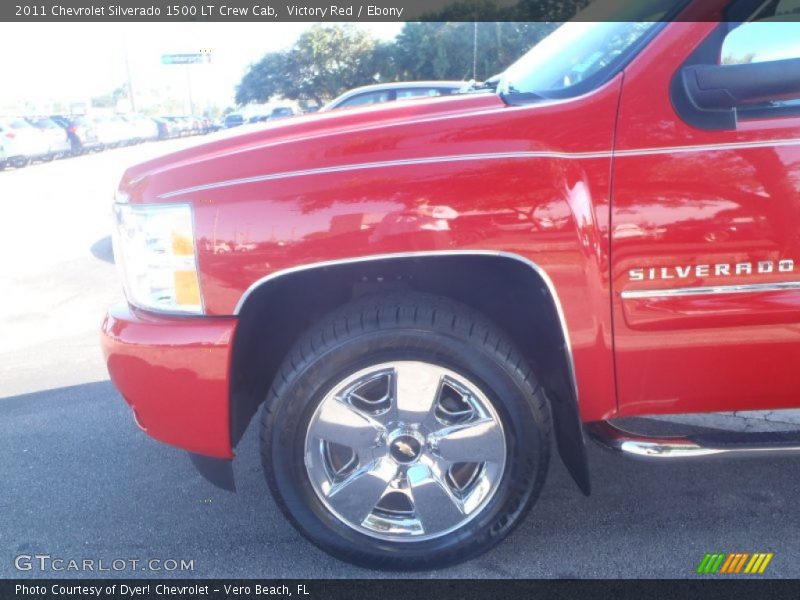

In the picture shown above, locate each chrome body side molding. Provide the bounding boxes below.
[621,281,800,300]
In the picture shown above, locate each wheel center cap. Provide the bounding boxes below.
[389,434,422,464]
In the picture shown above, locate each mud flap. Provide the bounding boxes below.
[189,452,236,492]
[550,389,591,496]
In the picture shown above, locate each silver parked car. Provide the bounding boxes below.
[248,105,297,122]
[322,81,468,111]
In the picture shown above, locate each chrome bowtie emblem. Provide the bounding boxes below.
[394,440,416,458]
[389,435,422,463]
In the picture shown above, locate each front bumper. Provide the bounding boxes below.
[101,304,237,459]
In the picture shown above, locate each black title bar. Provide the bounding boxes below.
[5,579,800,600]
[7,0,588,22]
[6,0,800,22]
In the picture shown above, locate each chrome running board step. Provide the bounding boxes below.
[586,420,800,459]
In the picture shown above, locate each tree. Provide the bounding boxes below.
[235,22,562,106]
[235,52,291,105]
[236,25,388,106]
[91,85,128,109]
[392,22,558,82]
[285,25,386,105]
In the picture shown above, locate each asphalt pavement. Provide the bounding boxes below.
[1,140,799,579]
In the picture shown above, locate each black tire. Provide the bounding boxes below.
[260,292,551,569]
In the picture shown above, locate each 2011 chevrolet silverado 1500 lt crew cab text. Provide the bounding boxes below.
[101,0,800,568]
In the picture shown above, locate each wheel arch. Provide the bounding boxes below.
[230,251,591,495]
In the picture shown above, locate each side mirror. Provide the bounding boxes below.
[681,57,800,111]
[674,21,800,129]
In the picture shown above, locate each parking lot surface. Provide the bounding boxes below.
[1,142,799,578]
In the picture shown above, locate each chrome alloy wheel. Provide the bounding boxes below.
[304,361,507,541]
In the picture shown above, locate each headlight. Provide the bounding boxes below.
[112,203,203,314]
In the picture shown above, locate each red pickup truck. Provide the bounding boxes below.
[102,0,800,569]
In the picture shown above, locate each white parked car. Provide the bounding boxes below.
[127,116,160,142]
[110,116,140,146]
[27,117,72,159]
[90,116,128,149]
[0,118,51,167]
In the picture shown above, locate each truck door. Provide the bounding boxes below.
[611,15,800,416]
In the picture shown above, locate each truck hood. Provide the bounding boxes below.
[119,92,506,203]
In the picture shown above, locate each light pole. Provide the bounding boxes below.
[162,53,209,116]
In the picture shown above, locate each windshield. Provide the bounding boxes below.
[498,21,659,101]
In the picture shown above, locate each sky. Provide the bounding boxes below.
[723,21,800,63]
[0,22,403,114]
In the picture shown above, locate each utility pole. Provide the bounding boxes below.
[473,22,478,81]
[185,64,194,115]
[123,30,136,113]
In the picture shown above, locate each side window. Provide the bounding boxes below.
[337,91,392,109]
[395,88,441,100]
[270,107,293,118]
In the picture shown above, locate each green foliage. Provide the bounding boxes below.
[722,52,756,65]
[505,0,590,20]
[392,22,558,81]
[90,85,129,108]
[235,22,560,106]
[236,24,391,106]
[235,52,291,106]
[420,0,586,21]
